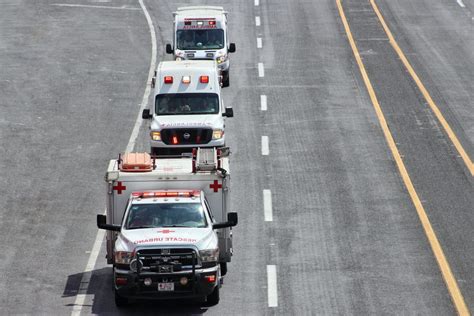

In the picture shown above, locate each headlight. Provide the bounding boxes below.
[216,54,228,64]
[150,131,161,141]
[212,129,224,140]
[175,57,183,61]
[199,248,219,262]
[130,259,143,272]
[115,251,133,264]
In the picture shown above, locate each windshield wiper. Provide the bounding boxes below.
[161,225,193,228]
[127,225,155,230]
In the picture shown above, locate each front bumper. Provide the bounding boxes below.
[114,266,219,300]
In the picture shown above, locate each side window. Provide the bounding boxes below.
[204,198,215,222]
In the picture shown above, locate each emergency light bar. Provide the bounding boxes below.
[200,75,209,83]
[132,190,201,198]
[164,76,173,84]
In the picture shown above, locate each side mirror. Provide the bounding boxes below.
[223,107,233,118]
[97,214,121,232]
[227,212,238,226]
[212,212,238,229]
[166,44,173,54]
[228,43,236,53]
[142,109,152,119]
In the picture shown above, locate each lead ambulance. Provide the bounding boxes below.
[97,148,237,306]
[165,6,236,87]
[142,60,233,155]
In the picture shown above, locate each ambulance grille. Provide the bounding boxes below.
[137,248,199,272]
[161,128,212,145]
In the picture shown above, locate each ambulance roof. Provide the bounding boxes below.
[158,60,217,73]
[175,6,225,17]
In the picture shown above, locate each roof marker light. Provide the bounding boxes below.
[209,21,216,25]
[182,76,191,84]
[133,191,201,198]
[197,21,204,26]
[200,76,209,83]
[164,76,173,84]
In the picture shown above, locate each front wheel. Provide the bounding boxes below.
[220,262,228,276]
[114,290,128,307]
[206,286,220,306]
[222,71,230,87]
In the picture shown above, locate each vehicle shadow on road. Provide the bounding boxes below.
[64,267,209,315]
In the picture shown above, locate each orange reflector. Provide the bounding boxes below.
[164,76,173,84]
[172,136,179,144]
[200,76,209,83]
[182,76,191,84]
[115,277,128,285]
[204,275,216,283]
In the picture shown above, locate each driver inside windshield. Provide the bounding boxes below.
[126,203,207,229]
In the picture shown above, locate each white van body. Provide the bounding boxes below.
[143,60,233,155]
[166,6,236,87]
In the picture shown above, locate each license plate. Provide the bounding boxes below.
[158,282,174,292]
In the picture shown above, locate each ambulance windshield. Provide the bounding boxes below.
[126,203,208,229]
[177,29,224,50]
[155,93,219,115]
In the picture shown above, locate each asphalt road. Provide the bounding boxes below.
[0,0,473,315]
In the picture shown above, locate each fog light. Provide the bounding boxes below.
[144,278,152,286]
[180,277,188,286]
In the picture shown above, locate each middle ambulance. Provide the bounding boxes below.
[143,60,233,155]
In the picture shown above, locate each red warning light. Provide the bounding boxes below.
[172,136,179,144]
[200,76,209,83]
[164,76,173,84]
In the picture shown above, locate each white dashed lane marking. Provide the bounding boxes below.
[256,16,261,26]
[262,136,269,155]
[257,37,262,48]
[260,95,267,111]
[267,265,278,307]
[258,62,265,77]
[263,189,273,221]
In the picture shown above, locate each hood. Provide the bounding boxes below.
[116,227,216,252]
[151,114,223,130]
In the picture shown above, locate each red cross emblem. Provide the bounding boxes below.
[113,181,126,194]
[157,229,175,234]
[209,180,222,192]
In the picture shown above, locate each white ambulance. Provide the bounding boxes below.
[97,148,237,306]
[165,6,236,87]
[142,60,233,156]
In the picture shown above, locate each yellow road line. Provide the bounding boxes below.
[370,0,474,177]
[335,0,470,314]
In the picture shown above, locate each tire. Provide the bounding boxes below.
[220,262,227,276]
[206,286,220,306]
[222,71,230,87]
[114,290,128,307]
